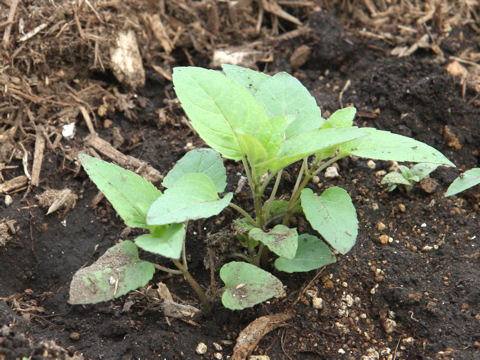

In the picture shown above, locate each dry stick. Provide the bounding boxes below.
[2,0,20,49]
[31,129,46,187]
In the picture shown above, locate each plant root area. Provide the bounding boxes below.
[1,1,479,359]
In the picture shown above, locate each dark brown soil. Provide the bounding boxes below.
[1,3,480,360]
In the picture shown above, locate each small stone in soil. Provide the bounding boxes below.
[398,204,406,212]
[325,166,339,178]
[312,296,323,309]
[213,342,222,351]
[69,332,80,341]
[213,352,222,360]
[196,342,207,355]
[376,222,386,231]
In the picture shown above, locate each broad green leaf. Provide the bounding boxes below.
[322,107,356,129]
[445,168,480,197]
[301,187,358,255]
[411,163,439,180]
[173,67,270,161]
[255,127,369,173]
[222,64,271,95]
[163,148,227,192]
[237,133,269,168]
[381,172,412,187]
[79,154,161,228]
[135,223,185,259]
[254,72,324,138]
[249,225,298,259]
[341,129,454,166]
[147,173,233,225]
[220,261,283,310]
[69,241,155,304]
[274,234,336,273]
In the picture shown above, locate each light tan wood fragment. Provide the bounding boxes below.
[0,176,27,194]
[31,130,46,187]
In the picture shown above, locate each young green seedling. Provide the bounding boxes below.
[172,64,454,310]
[69,149,232,312]
[381,163,439,193]
[445,167,480,197]
[70,65,454,313]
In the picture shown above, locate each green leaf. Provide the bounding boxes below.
[253,72,324,138]
[147,173,233,225]
[445,168,480,197]
[135,223,185,259]
[301,187,358,255]
[381,172,412,187]
[249,225,298,259]
[222,64,271,95]
[341,129,455,166]
[411,163,439,180]
[69,241,155,304]
[322,107,356,129]
[220,262,283,310]
[79,154,161,228]
[163,148,227,192]
[274,234,336,273]
[255,127,369,173]
[173,67,270,161]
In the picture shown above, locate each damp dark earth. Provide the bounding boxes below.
[1,1,480,360]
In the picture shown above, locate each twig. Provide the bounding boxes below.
[31,129,46,187]
[2,0,20,49]
[338,79,351,108]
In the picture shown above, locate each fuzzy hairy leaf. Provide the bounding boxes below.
[301,187,358,255]
[249,225,298,259]
[79,154,161,228]
[220,262,283,310]
[69,241,155,304]
[253,72,324,138]
[163,148,227,192]
[173,67,271,161]
[341,129,454,166]
[274,234,336,273]
[147,173,232,225]
[255,127,369,173]
[445,168,480,197]
[135,223,185,259]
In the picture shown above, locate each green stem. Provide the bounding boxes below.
[264,170,282,220]
[172,258,211,313]
[153,263,183,275]
[254,243,265,267]
[282,154,344,225]
[229,203,257,227]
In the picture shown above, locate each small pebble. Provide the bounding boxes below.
[379,235,390,245]
[324,166,339,178]
[398,204,406,212]
[376,222,386,231]
[213,353,222,360]
[367,160,376,169]
[383,318,397,333]
[196,342,207,355]
[249,356,270,360]
[312,175,320,184]
[213,342,223,351]
[69,332,80,341]
[4,195,13,207]
[312,296,323,309]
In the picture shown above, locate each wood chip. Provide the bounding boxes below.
[84,133,163,184]
[31,130,46,187]
[110,30,146,89]
[0,176,28,194]
[232,313,292,360]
